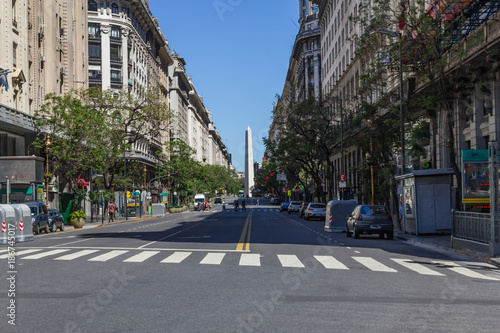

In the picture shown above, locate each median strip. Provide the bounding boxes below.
[236,212,252,251]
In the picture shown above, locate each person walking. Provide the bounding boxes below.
[241,199,246,211]
[108,200,116,223]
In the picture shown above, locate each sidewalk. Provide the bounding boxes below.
[62,214,155,230]
[395,231,500,268]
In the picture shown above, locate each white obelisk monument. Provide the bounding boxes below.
[245,127,254,198]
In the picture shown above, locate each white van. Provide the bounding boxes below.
[194,194,205,208]
[324,200,358,232]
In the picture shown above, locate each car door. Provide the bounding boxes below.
[40,204,49,228]
[347,206,360,231]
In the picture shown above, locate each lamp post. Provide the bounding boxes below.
[45,134,52,207]
[377,28,405,175]
[366,120,375,206]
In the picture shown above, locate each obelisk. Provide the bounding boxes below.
[245,127,254,198]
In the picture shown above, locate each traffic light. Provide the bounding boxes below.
[127,191,131,198]
[270,173,273,177]
[204,178,207,183]
[175,171,179,177]
[296,189,299,192]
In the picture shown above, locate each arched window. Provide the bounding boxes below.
[111,3,119,14]
[88,0,98,11]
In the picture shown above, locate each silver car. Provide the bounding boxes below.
[304,203,326,221]
[346,205,394,239]
[287,201,302,214]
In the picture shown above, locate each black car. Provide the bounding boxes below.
[299,202,310,218]
[27,202,49,235]
[346,205,394,239]
[214,197,222,204]
[48,209,65,232]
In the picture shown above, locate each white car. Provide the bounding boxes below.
[288,201,302,214]
[304,203,326,221]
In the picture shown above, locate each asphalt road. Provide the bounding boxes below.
[1,198,500,333]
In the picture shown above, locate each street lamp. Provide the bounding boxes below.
[45,134,52,207]
[377,28,405,175]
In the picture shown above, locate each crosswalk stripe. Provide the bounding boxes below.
[278,254,305,268]
[0,248,43,259]
[161,252,192,263]
[88,250,129,262]
[314,255,349,270]
[353,256,397,272]
[55,250,100,261]
[200,253,226,265]
[22,249,70,259]
[124,251,160,263]
[239,253,261,266]
[433,261,499,280]
[391,258,445,276]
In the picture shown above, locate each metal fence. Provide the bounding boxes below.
[452,210,492,243]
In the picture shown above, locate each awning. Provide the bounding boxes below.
[77,178,89,187]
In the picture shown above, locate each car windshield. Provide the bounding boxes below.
[310,204,325,208]
[29,207,38,216]
[291,201,301,205]
[361,206,387,215]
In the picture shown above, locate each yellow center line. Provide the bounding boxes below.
[236,212,252,251]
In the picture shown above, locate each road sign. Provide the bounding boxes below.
[339,174,346,182]
[339,181,346,188]
[277,174,287,181]
[288,190,292,197]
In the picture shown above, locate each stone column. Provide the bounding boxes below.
[314,54,320,98]
[100,24,111,89]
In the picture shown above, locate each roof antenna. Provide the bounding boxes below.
[290,18,299,29]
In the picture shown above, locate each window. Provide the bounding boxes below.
[313,6,318,14]
[111,26,121,40]
[110,45,121,61]
[88,0,98,11]
[89,43,101,59]
[111,3,119,14]
[13,43,17,68]
[88,23,100,38]
[111,69,121,82]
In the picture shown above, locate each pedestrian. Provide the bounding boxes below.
[222,200,226,210]
[241,199,246,211]
[209,202,212,211]
[257,198,259,206]
[108,200,116,223]
[234,200,239,211]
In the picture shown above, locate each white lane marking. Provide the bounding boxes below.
[123,251,160,263]
[433,261,499,281]
[239,253,261,266]
[55,250,100,261]
[391,258,445,276]
[354,251,361,254]
[88,250,129,262]
[314,256,349,270]
[54,238,94,247]
[353,256,397,272]
[199,253,226,265]
[22,249,70,259]
[0,248,44,259]
[160,252,192,263]
[278,254,305,268]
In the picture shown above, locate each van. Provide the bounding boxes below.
[324,200,358,233]
[193,194,205,209]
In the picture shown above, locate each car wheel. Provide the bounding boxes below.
[353,226,360,239]
[51,223,57,232]
[44,224,50,234]
[288,211,291,214]
[60,223,64,231]
[345,224,351,237]
[305,215,309,221]
[34,224,39,235]
[387,231,394,240]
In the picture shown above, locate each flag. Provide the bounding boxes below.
[0,73,8,92]
[399,3,406,30]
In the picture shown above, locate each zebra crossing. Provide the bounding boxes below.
[1,248,499,280]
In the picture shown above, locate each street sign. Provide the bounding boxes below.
[339,181,346,188]
[287,190,291,197]
[339,174,346,182]
[277,174,287,181]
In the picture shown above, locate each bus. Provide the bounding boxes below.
[239,190,244,197]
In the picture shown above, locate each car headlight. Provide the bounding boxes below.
[32,217,35,224]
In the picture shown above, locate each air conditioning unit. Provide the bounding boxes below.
[56,45,60,52]
[40,55,46,62]
[60,67,67,75]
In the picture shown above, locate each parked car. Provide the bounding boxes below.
[304,203,326,221]
[270,197,281,205]
[287,201,302,214]
[299,202,310,218]
[27,202,49,235]
[280,202,290,212]
[346,205,394,239]
[48,209,65,232]
[214,197,222,204]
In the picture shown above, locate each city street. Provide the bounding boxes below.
[1,198,500,333]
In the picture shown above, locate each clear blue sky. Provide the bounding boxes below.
[149,0,299,172]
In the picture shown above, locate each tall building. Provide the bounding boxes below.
[245,127,254,197]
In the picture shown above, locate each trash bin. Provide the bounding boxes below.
[0,205,17,245]
[12,204,34,243]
